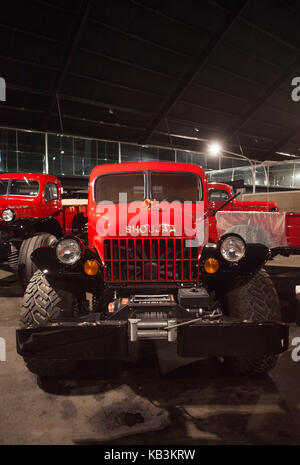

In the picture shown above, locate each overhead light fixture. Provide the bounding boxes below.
[208,141,222,156]
[276,151,297,158]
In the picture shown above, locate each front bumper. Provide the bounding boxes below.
[16,317,289,360]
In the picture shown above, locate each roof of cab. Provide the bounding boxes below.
[208,182,232,191]
[0,173,59,183]
[90,161,206,182]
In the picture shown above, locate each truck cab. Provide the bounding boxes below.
[0,173,62,223]
[0,172,87,287]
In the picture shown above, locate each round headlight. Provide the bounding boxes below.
[2,208,15,222]
[220,236,246,262]
[56,238,81,265]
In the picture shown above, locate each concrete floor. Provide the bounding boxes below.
[0,266,300,445]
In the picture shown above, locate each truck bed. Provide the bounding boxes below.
[211,210,300,251]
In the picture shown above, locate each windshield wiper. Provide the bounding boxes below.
[211,192,240,216]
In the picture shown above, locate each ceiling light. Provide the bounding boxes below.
[208,141,222,156]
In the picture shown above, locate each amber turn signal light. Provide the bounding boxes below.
[204,257,220,274]
[84,259,100,276]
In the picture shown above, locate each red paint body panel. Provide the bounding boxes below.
[285,213,300,247]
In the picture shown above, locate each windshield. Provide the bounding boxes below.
[208,189,229,202]
[95,173,145,203]
[151,172,201,202]
[0,179,39,197]
[94,171,202,203]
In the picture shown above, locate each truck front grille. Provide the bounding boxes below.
[103,238,199,282]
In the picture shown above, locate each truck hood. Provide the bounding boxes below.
[0,196,38,222]
[234,200,278,210]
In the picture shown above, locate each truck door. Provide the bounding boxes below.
[43,182,61,218]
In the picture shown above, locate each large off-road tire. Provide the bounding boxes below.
[20,270,74,327]
[20,270,76,377]
[222,269,281,376]
[18,233,57,289]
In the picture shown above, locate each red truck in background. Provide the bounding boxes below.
[208,183,279,212]
[208,182,279,244]
[0,173,87,287]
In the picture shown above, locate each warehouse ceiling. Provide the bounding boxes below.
[2,0,300,166]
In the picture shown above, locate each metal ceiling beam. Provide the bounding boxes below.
[0,54,59,71]
[0,22,65,44]
[34,0,75,14]
[128,0,210,36]
[91,18,192,59]
[167,116,275,143]
[139,0,250,144]
[263,124,300,159]
[7,84,156,117]
[59,94,154,118]
[206,0,300,51]
[79,46,177,80]
[131,0,286,71]
[68,71,163,97]
[224,54,300,137]
[41,0,93,131]
[0,104,145,132]
[208,63,265,88]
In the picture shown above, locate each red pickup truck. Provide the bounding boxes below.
[208,183,278,212]
[0,173,87,287]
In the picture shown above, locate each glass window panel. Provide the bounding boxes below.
[177,151,205,167]
[269,164,294,188]
[48,134,73,175]
[17,130,45,173]
[44,183,58,201]
[293,163,300,187]
[74,138,97,176]
[157,148,175,162]
[140,146,158,162]
[97,141,118,165]
[255,166,267,186]
[151,172,202,202]
[208,168,233,183]
[95,172,145,203]
[121,144,141,162]
[208,189,229,202]
[233,167,253,185]
[0,129,17,172]
[0,180,9,195]
[9,179,39,196]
